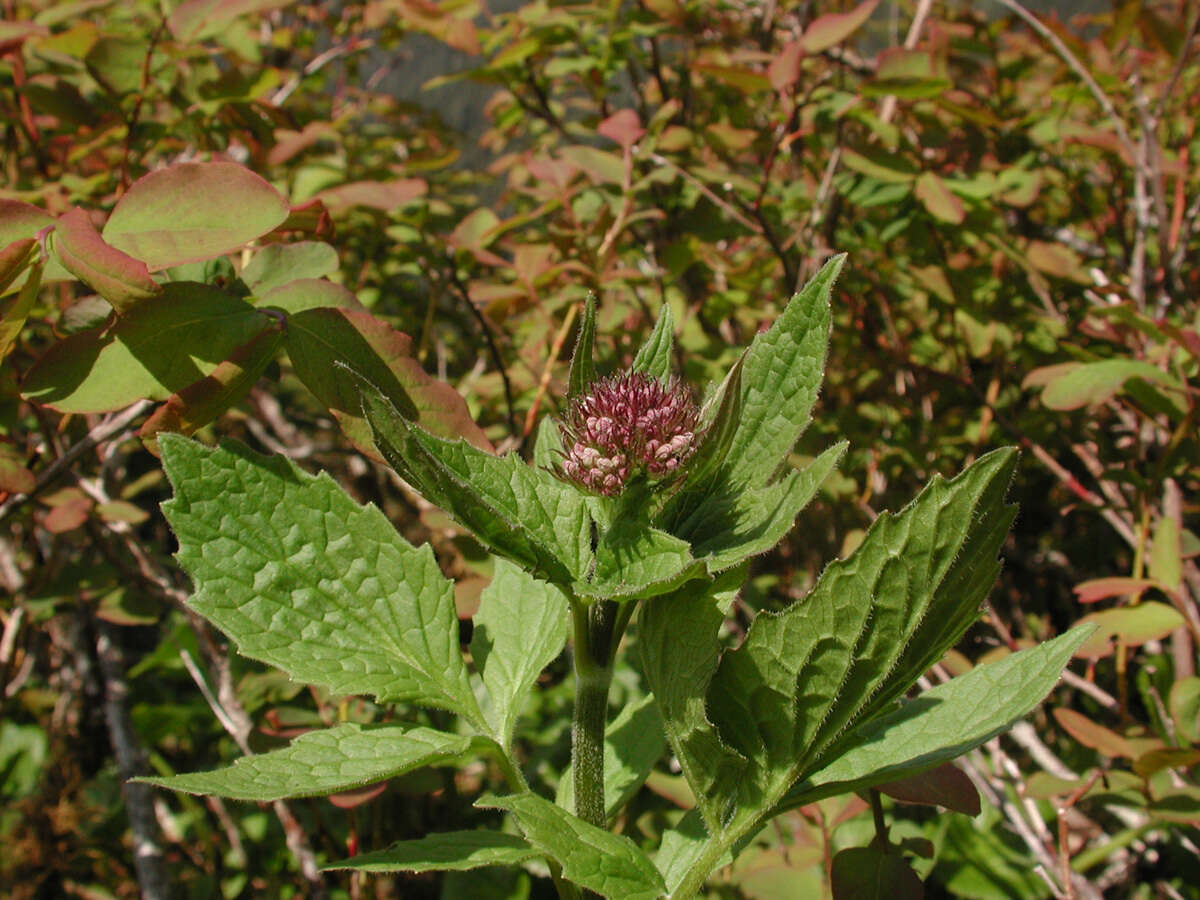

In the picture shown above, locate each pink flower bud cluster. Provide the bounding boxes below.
[559,372,700,496]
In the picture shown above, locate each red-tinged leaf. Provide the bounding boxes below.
[53,207,161,311]
[1026,240,1090,283]
[102,162,289,270]
[315,179,427,216]
[284,307,492,457]
[1053,707,1135,758]
[1022,361,1080,390]
[0,199,70,290]
[0,441,34,495]
[139,322,285,451]
[96,500,150,525]
[169,0,295,41]
[597,109,644,150]
[267,122,340,167]
[0,21,49,53]
[448,208,502,253]
[876,763,980,815]
[1075,602,1185,658]
[831,844,923,900]
[275,199,333,238]
[43,488,93,534]
[1073,577,1159,603]
[1133,747,1200,779]
[0,238,37,296]
[768,40,804,91]
[22,283,272,414]
[914,172,965,224]
[801,0,880,54]
[327,781,388,809]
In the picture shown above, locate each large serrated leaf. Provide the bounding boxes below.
[137,723,471,801]
[780,626,1094,808]
[325,830,538,873]
[480,792,666,900]
[568,293,597,398]
[360,383,591,584]
[706,449,1017,821]
[686,442,847,572]
[159,435,483,723]
[578,519,704,602]
[472,558,569,748]
[721,255,841,490]
[640,568,749,833]
[631,302,674,380]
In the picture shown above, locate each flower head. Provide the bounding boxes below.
[558,371,700,496]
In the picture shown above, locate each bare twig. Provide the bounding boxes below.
[271,38,372,107]
[95,620,170,900]
[0,400,151,525]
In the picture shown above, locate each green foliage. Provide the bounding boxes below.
[3,0,1198,897]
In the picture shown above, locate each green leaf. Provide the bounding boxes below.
[640,568,749,832]
[168,0,295,41]
[1149,515,1183,592]
[1039,359,1182,410]
[0,199,70,292]
[159,436,483,722]
[655,811,732,895]
[1169,677,1200,744]
[325,830,538,873]
[800,0,879,52]
[579,519,704,602]
[22,283,274,413]
[721,255,840,491]
[669,353,744,501]
[531,415,564,471]
[0,237,37,297]
[472,558,569,747]
[0,254,41,363]
[480,792,666,900]
[685,442,847,572]
[782,626,1093,808]
[360,384,592,585]
[52,207,161,311]
[257,278,359,313]
[1076,602,1184,658]
[631,302,674,380]
[242,241,339,294]
[287,308,491,455]
[137,723,470,801]
[707,449,1017,821]
[139,323,285,446]
[915,172,965,224]
[831,845,923,900]
[557,693,666,820]
[568,293,597,398]
[102,162,289,270]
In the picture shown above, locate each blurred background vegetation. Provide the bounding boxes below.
[0,0,1198,897]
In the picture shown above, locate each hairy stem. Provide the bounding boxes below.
[571,599,619,828]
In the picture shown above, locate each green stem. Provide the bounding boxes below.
[571,599,619,828]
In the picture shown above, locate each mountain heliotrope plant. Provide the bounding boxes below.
[142,255,1091,898]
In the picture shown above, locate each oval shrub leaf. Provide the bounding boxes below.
[102,162,289,270]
